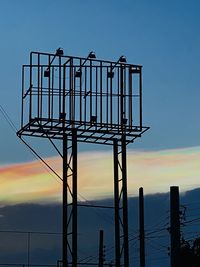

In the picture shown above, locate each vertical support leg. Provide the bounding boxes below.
[63,130,78,267]
[122,135,129,267]
[62,131,78,267]
[113,140,120,267]
[63,134,68,267]
[72,129,77,267]
[113,136,129,267]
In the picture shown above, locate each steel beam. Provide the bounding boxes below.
[113,139,120,267]
[122,135,129,267]
[113,136,129,267]
[63,133,68,267]
[72,129,77,267]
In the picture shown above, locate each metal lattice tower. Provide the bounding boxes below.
[17,49,149,267]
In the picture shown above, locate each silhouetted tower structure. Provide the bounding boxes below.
[17,49,149,267]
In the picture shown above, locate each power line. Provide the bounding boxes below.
[0,103,63,186]
[0,229,61,235]
[0,104,17,132]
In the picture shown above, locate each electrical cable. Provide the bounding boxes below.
[0,104,63,185]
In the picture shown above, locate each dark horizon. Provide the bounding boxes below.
[0,187,199,266]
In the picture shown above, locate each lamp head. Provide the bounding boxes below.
[119,56,126,63]
[88,51,96,59]
[56,48,64,56]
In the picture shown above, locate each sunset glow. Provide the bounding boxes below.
[0,146,200,205]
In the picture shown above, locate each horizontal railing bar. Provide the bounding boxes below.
[30,51,142,67]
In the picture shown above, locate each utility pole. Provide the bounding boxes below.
[170,186,181,267]
[99,230,104,267]
[139,187,145,267]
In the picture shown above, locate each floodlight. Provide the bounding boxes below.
[44,69,50,77]
[119,56,126,63]
[59,112,66,121]
[75,70,82,78]
[88,51,96,59]
[107,71,114,78]
[56,48,64,56]
[122,118,128,125]
[90,115,97,123]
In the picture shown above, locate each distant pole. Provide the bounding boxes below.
[27,232,30,267]
[170,186,181,267]
[98,230,104,267]
[139,187,145,267]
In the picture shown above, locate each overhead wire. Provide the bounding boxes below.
[0,104,18,132]
[0,103,63,185]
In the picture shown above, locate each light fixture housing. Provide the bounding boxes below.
[75,70,82,78]
[122,118,128,125]
[44,69,50,77]
[88,51,96,59]
[119,56,126,63]
[107,71,114,78]
[56,48,64,56]
[90,115,97,123]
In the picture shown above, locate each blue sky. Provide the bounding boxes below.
[0,2,200,265]
[0,0,200,163]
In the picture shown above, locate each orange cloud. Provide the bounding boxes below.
[0,146,200,205]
